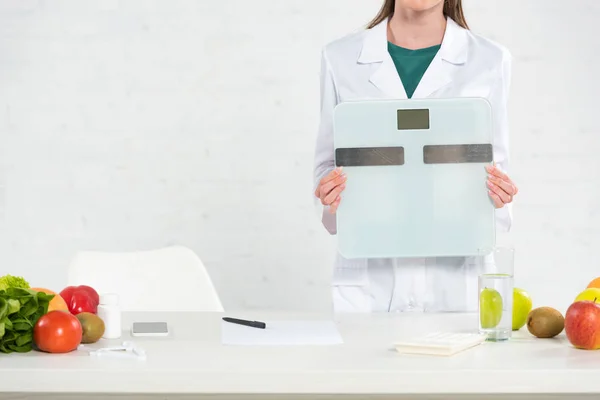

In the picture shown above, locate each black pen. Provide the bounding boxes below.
[222,317,266,329]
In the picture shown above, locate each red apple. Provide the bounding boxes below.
[564,300,600,350]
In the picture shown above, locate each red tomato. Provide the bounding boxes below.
[33,311,82,353]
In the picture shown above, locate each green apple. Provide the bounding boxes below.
[480,287,503,329]
[512,287,533,330]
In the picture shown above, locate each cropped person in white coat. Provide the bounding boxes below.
[313,0,519,313]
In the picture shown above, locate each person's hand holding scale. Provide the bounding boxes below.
[315,167,346,214]
[315,165,518,211]
[486,164,519,208]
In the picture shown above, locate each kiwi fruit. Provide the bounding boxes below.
[526,307,565,338]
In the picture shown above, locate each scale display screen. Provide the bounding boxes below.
[397,109,429,130]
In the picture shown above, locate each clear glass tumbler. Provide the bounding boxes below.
[478,247,514,341]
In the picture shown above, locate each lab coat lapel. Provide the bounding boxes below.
[411,55,452,99]
[412,19,469,99]
[358,20,407,99]
[370,56,408,99]
[358,18,469,99]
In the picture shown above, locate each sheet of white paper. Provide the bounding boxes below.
[221,320,344,346]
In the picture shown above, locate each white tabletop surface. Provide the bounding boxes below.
[1,311,599,398]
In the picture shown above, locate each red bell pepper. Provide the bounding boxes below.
[60,285,100,315]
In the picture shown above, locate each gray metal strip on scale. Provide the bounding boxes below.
[335,147,405,167]
[423,144,493,164]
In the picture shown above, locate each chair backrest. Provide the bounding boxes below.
[67,245,224,312]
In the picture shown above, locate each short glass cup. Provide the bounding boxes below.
[478,247,514,341]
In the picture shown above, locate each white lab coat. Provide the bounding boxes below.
[313,17,513,313]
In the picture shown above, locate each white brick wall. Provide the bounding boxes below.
[1,0,598,314]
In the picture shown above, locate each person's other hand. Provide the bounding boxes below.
[486,164,518,208]
[315,167,347,213]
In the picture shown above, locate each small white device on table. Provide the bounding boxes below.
[333,97,495,259]
[131,322,169,337]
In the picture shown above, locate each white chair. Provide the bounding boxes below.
[67,245,224,312]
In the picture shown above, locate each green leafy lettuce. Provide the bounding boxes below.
[0,275,30,291]
[0,288,54,353]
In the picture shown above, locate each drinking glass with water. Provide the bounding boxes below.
[478,247,514,341]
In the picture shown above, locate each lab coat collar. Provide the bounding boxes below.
[358,17,469,99]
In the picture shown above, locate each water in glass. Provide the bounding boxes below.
[478,272,513,341]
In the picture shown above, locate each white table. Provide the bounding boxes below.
[1,311,599,400]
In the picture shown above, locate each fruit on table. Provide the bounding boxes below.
[479,287,503,329]
[30,288,69,313]
[76,312,105,344]
[586,277,600,289]
[574,288,600,303]
[512,287,533,330]
[527,307,564,338]
[564,300,600,350]
[33,310,82,353]
[60,285,99,315]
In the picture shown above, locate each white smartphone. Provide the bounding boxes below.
[131,322,169,337]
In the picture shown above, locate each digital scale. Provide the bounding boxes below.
[333,97,495,259]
